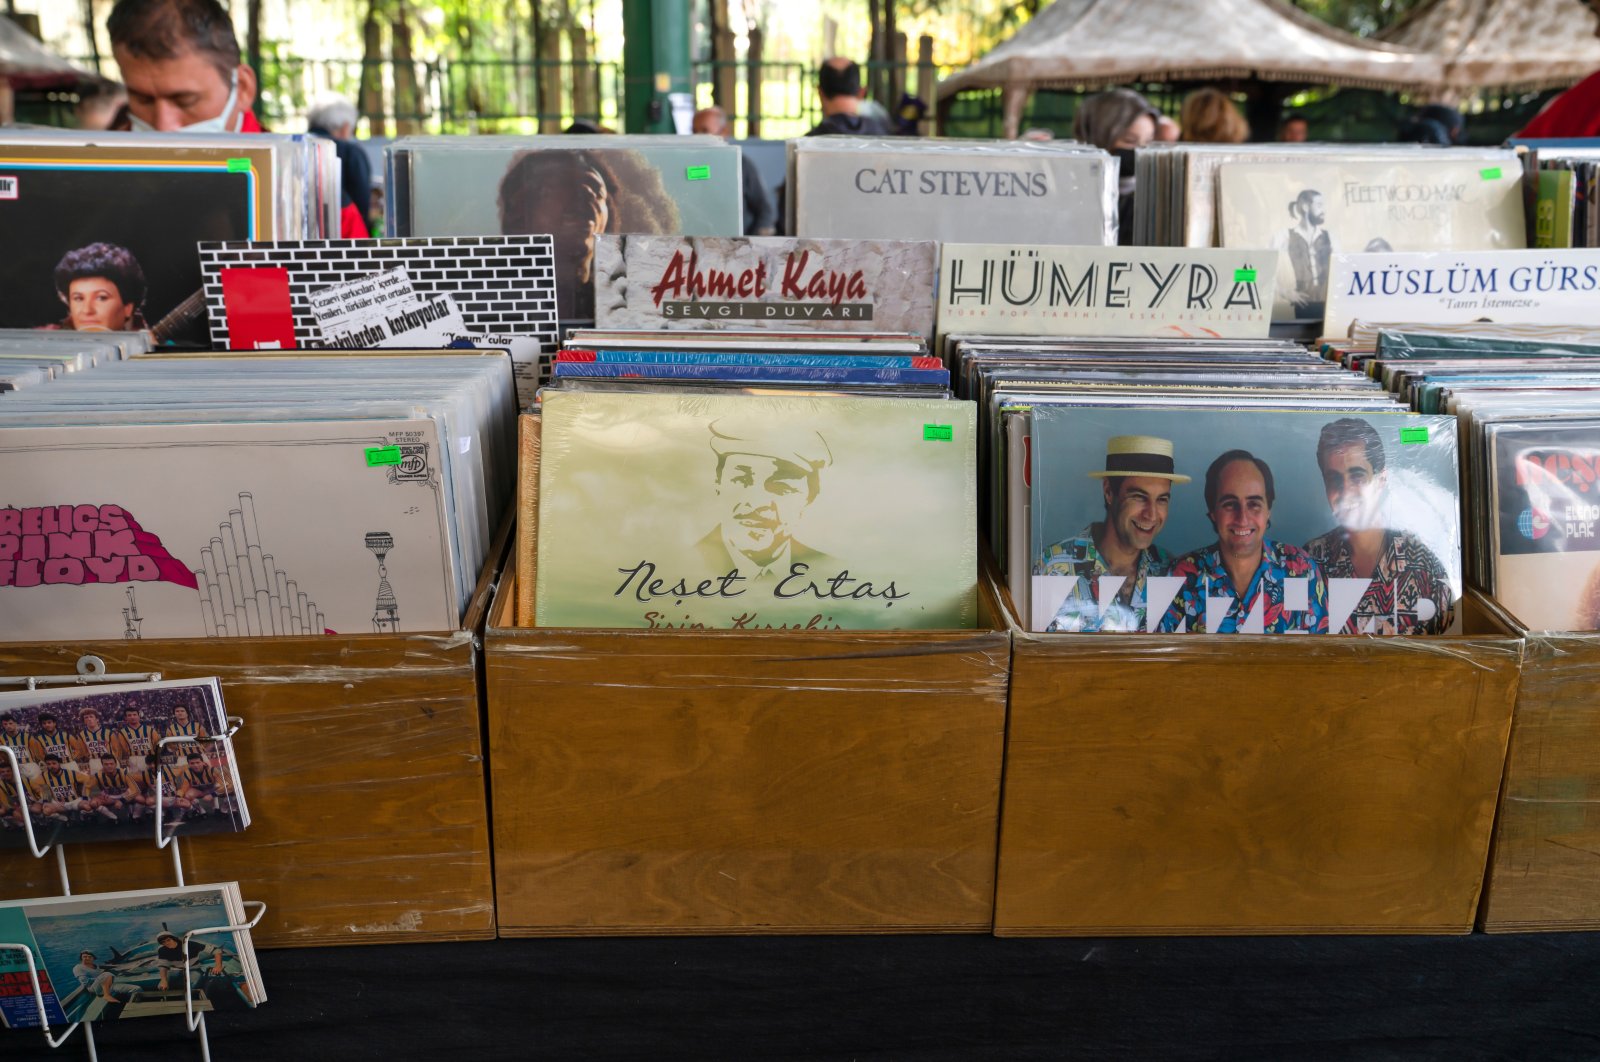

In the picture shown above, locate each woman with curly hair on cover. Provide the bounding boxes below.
[497,149,682,321]
[44,242,149,332]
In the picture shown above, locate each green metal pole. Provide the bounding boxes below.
[622,0,691,133]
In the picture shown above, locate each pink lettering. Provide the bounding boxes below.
[43,558,84,584]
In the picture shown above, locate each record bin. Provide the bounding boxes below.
[0,523,511,948]
[1476,596,1600,932]
[991,573,1523,936]
[484,562,1011,935]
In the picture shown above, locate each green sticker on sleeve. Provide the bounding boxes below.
[686,165,711,181]
[1399,427,1430,445]
[1480,167,1503,180]
[1234,268,1257,283]
[225,157,251,173]
[924,424,953,442]
[365,445,402,466]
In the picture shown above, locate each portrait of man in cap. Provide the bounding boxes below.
[696,418,838,581]
[1035,435,1189,632]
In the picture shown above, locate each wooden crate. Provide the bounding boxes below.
[1479,598,1600,932]
[995,587,1522,936]
[0,529,508,949]
[485,570,1010,935]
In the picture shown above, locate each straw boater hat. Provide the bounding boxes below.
[1086,435,1191,483]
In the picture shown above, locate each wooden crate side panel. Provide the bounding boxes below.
[996,636,1520,935]
[487,629,1010,933]
[0,637,495,948]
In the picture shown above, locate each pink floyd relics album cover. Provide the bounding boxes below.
[535,389,978,631]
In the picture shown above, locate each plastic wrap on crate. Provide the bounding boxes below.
[1477,593,1600,931]
[484,566,1010,935]
[0,521,510,948]
[993,564,1523,936]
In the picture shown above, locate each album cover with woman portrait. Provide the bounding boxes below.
[0,148,263,346]
[391,137,743,321]
[1028,407,1461,635]
[535,389,978,630]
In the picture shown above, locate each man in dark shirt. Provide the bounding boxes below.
[805,59,891,137]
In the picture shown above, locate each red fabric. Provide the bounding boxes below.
[1518,71,1600,138]
[240,109,264,133]
[340,201,370,239]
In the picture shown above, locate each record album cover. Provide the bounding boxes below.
[0,679,246,850]
[1217,160,1526,322]
[937,244,1278,340]
[593,235,937,336]
[1029,408,1461,635]
[0,418,459,641]
[1490,420,1600,631]
[536,390,978,630]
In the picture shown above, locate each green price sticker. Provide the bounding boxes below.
[1234,268,1258,283]
[1480,167,1503,180]
[1399,427,1430,445]
[924,424,953,442]
[365,445,402,466]
[686,165,711,181]
[225,157,251,173]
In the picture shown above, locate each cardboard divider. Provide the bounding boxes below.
[1477,596,1600,932]
[485,566,1011,935]
[993,573,1523,936]
[0,521,511,949]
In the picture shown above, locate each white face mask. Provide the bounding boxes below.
[129,70,241,133]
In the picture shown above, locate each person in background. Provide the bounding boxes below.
[1073,88,1159,244]
[806,59,891,137]
[307,94,374,237]
[1399,103,1464,145]
[108,0,368,237]
[1155,115,1181,142]
[693,106,776,236]
[1279,114,1309,142]
[1517,1,1600,137]
[1180,88,1248,144]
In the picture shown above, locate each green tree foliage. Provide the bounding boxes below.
[1285,0,1427,37]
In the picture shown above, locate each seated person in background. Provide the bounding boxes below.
[693,106,776,236]
[1074,89,1161,244]
[1180,88,1248,144]
[1279,114,1309,142]
[307,94,374,237]
[806,59,891,137]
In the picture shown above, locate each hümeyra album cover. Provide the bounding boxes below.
[535,390,978,630]
[0,419,459,640]
[1216,159,1526,322]
[1028,408,1461,635]
[0,679,247,849]
[593,235,939,336]
[0,883,263,1027]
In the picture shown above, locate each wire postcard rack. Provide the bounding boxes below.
[0,655,264,1061]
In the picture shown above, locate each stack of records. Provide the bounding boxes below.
[518,327,978,630]
[385,135,744,323]
[0,329,150,392]
[954,334,1461,635]
[1348,328,1600,632]
[0,130,340,347]
[1517,139,1600,248]
[1,678,248,848]
[786,137,1117,247]
[0,351,515,640]
[0,883,264,1027]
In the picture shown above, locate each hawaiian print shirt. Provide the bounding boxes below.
[1158,538,1330,634]
[1303,527,1456,635]
[1035,523,1174,633]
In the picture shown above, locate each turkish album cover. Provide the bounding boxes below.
[0,679,246,849]
[0,884,261,1027]
[1489,419,1600,631]
[0,418,459,641]
[396,139,743,320]
[1217,159,1526,322]
[593,235,938,336]
[1029,407,1461,635]
[535,390,978,630]
[0,148,264,346]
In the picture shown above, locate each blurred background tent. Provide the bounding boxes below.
[1377,0,1600,102]
[0,13,98,124]
[937,0,1445,138]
